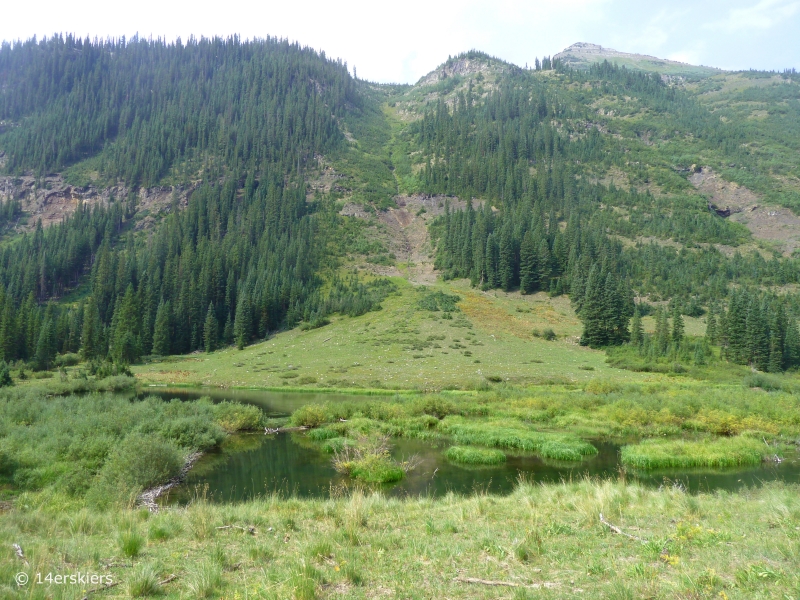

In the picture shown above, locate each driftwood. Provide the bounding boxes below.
[138,452,203,512]
[599,513,648,543]
[453,577,558,589]
[264,427,280,434]
[12,543,28,566]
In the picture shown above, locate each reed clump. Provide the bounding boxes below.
[445,445,506,465]
[621,437,768,469]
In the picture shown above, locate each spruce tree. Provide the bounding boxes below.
[671,308,684,345]
[630,306,644,346]
[204,303,218,353]
[234,293,252,350]
[705,305,718,345]
[579,265,606,347]
[519,231,537,294]
[783,317,800,370]
[34,316,56,371]
[151,300,170,357]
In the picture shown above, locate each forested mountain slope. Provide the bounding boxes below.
[0,39,799,379]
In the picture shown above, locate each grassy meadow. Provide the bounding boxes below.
[132,277,653,392]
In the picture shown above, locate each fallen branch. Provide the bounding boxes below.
[12,543,28,566]
[599,513,648,543]
[453,577,558,589]
[81,580,120,599]
[158,574,178,586]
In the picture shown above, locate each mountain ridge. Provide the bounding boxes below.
[554,41,722,77]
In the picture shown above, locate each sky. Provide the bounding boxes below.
[2,0,798,83]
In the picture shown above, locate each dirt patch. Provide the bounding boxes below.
[340,194,477,285]
[690,167,800,255]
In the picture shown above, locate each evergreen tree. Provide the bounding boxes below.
[671,308,685,345]
[152,300,171,357]
[519,231,537,294]
[0,360,12,387]
[783,317,800,370]
[234,293,252,350]
[204,303,218,353]
[705,305,718,345]
[630,306,644,346]
[111,284,141,364]
[34,315,56,370]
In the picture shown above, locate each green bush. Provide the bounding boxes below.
[291,404,330,428]
[213,401,264,432]
[100,434,184,492]
[54,353,81,367]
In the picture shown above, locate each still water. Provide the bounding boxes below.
[142,387,800,503]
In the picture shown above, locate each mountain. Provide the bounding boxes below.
[554,42,722,78]
[0,40,799,376]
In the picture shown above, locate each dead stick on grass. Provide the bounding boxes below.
[158,574,178,585]
[81,581,120,599]
[599,513,648,543]
[453,577,558,589]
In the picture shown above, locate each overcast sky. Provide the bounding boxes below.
[2,0,798,83]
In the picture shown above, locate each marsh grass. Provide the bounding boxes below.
[621,436,768,469]
[127,563,161,597]
[438,418,598,461]
[119,530,145,558]
[332,437,408,483]
[444,445,506,465]
[185,561,223,599]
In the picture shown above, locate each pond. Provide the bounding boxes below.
[142,387,800,503]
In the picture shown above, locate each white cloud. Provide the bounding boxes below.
[709,0,800,32]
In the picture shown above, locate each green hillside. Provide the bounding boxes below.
[0,40,799,382]
[2,37,800,600]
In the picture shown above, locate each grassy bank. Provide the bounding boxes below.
[2,481,798,598]
[0,386,263,505]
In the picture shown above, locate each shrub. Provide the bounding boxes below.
[159,416,225,450]
[101,435,184,492]
[409,396,458,419]
[291,404,330,428]
[213,401,263,432]
[54,353,81,367]
[743,373,785,392]
[445,446,506,465]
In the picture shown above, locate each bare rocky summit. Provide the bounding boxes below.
[554,42,721,77]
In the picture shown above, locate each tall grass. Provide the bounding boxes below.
[445,446,506,465]
[438,418,598,460]
[621,437,768,469]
